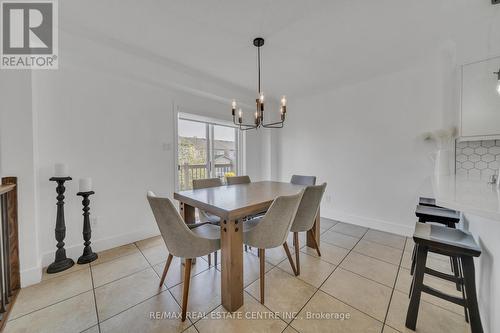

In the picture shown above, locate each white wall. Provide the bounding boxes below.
[1,28,266,286]
[0,71,42,286]
[277,56,445,235]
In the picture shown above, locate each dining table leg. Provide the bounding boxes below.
[179,202,195,224]
[306,208,321,249]
[221,218,244,311]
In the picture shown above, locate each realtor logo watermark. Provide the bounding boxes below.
[1,0,58,69]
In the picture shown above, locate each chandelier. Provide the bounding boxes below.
[231,37,287,130]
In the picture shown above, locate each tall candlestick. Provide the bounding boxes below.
[47,176,74,273]
[77,191,98,264]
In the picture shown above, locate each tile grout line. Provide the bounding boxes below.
[283,227,372,332]
[88,263,102,333]
[95,242,196,328]
[276,241,402,290]
[137,240,219,329]
[381,237,408,333]
[7,281,94,323]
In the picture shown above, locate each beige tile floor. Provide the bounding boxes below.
[4,218,470,333]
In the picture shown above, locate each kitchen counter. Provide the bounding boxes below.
[427,174,500,333]
[432,175,500,221]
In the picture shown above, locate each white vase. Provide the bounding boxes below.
[434,149,451,177]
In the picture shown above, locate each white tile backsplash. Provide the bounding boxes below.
[456,140,500,180]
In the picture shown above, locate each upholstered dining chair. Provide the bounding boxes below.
[286,183,327,275]
[192,178,223,227]
[147,192,221,321]
[243,190,304,304]
[226,175,251,185]
[192,178,223,266]
[290,174,316,186]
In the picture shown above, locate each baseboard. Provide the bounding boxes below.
[40,227,160,270]
[323,209,414,237]
[20,265,42,287]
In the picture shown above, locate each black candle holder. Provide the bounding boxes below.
[47,177,75,274]
[76,191,98,264]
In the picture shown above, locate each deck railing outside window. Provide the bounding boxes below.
[178,163,234,190]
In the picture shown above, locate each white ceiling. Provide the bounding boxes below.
[60,0,500,99]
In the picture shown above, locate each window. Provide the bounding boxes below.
[176,113,243,190]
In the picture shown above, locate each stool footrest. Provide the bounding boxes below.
[425,267,462,284]
[422,284,465,306]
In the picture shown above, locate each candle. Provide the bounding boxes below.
[54,163,68,177]
[79,178,92,192]
[281,96,287,114]
[231,99,236,116]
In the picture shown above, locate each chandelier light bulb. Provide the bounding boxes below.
[238,109,242,118]
[232,99,237,109]
[281,96,287,106]
[496,70,500,95]
[259,92,264,103]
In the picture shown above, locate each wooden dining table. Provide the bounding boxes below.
[173,181,321,312]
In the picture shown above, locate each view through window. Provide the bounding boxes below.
[177,116,239,190]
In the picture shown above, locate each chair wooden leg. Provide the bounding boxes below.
[294,232,300,276]
[259,248,265,304]
[405,245,428,330]
[310,229,321,257]
[283,242,297,276]
[208,253,211,267]
[181,258,192,322]
[410,245,417,276]
[159,254,173,287]
[461,256,483,333]
[452,256,461,291]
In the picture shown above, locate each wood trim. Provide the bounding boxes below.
[0,289,19,330]
[1,177,20,291]
[0,185,15,196]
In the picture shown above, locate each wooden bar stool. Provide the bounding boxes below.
[415,204,460,227]
[418,196,438,207]
[406,222,483,333]
[412,204,462,290]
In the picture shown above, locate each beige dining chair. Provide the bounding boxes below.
[226,175,251,185]
[286,183,327,275]
[147,192,221,321]
[243,190,304,304]
[290,174,317,186]
[192,178,223,227]
[192,178,223,266]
